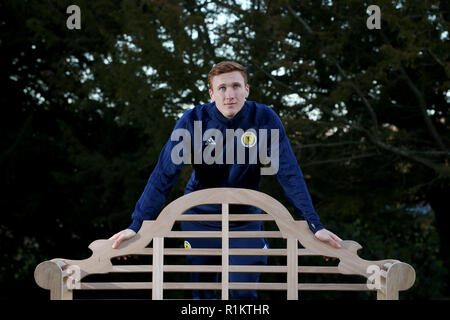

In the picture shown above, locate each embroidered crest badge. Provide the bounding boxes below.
[241,131,257,148]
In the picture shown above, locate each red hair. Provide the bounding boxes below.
[208,61,248,89]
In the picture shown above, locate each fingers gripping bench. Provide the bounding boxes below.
[34,188,415,300]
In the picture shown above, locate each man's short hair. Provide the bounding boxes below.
[208,61,248,89]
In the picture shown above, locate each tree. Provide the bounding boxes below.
[0,0,218,299]
[211,0,449,298]
[1,0,448,300]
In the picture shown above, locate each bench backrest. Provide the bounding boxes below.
[34,188,415,300]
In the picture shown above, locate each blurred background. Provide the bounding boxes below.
[0,0,448,300]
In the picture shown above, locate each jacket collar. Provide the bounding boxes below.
[209,101,249,126]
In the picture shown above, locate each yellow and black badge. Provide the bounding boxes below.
[241,131,257,148]
[184,241,191,249]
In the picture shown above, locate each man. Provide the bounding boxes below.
[110,61,342,299]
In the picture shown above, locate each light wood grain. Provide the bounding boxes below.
[151,237,164,299]
[287,238,298,300]
[221,203,229,300]
[34,187,416,300]
[110,265,341,273]
[177,214,275,221]
[165,231,282,238]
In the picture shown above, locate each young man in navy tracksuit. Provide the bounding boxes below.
[110,61,342,299]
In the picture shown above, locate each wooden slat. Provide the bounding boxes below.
[111,265,153,272]
[164,282,287,291]
[135,248,153,255]
[165,265,287,273]
[163,282,221,290]
[298,283,375,291]
[135,248,289,256]
[298,248,318,256]
[111,265,340,274]
[229,283,287,290]
[287,238,298,299]
[152,237,164,300]
[78,282,374,291]
[231,231,283,238]
[166,231,282,238]
[128,248,318,256]
[177,214,219,221]
[221,203,229,300]
[80,282,153,290]
[177,214,275,221]
[229,265,287,273]
[298,266,340,274]
[166,231,222,238]
[166,265,220,272]
[231,214,274,221]
[163,248,222,256]
[229,248,286,256]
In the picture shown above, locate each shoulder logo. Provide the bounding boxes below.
[241,131,257,148]
[184,241,191,249]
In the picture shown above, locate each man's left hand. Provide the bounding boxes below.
[314,228,342,249]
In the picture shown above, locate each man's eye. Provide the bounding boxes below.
[219,87,225,91]
[233,84,240,88]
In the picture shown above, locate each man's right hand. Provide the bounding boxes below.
[109,229,136,249]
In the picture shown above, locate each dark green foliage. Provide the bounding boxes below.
[1,0,448,300]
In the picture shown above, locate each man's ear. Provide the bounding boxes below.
[209,88,214,101]
[245,83,250,98]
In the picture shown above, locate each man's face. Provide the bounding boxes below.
[209,71,249,119]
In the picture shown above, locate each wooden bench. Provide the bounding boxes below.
[34,187,415,300]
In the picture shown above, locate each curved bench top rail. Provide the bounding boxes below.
[40,188,415,292]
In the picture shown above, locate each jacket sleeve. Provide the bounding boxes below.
[271,112,324,234]
[128,115,190,232]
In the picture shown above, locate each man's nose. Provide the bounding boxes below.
[225,88,235,99]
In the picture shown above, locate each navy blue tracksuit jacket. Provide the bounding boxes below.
[127,100,324,299]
